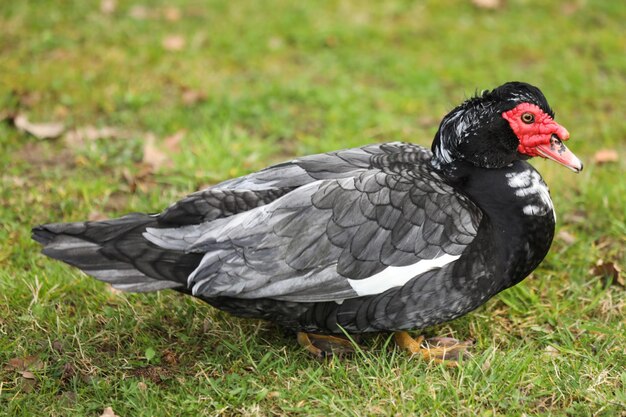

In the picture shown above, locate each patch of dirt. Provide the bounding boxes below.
[130,365,172,384]
[15,141,75,170]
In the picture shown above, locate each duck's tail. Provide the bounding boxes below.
[32,214,202,292]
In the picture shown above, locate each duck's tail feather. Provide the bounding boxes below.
[32,214,202,292]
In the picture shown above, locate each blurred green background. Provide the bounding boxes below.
[1,1,624,416]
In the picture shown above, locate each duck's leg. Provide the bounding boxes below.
[297,332,357,358]
[394,331,472,366]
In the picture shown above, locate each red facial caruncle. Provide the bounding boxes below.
[502,102,583,172]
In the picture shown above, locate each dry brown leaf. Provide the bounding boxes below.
[591,259,624,288]
[51,340,63,353]
[162,35,186,51]
[88,211,108,221]
[557,230,576,245]
[163,130,186,153]
[471,0,503,9]
[65,126,125,147]
[162,349,178,366]
[61,362,76,382]
[20,370,36,379]
[19,91,42,107]
[142,134,170,171]
[6,355,41,371]
[594,236,616,251]
[163,6,181,21]
[14,114,65,139]
[129,5,149,20]
[107,285,123,295]
[100,0,116,14]
[100,407,120,417]
[561,2,581,15]
[104,191,129,212]
[122,167,149,193]
[593,149,619,165]
[181,88,206,106]
[131,365,171,384]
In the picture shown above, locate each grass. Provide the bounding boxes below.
[1,0,625,415]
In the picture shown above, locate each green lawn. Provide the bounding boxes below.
[1,0,625,415]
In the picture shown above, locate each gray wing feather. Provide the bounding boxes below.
[157,144,401,225]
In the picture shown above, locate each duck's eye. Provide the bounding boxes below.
[521,112,535,124]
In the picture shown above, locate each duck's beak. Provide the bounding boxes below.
[535,134,583,173]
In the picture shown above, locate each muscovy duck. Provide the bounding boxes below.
[33,82,582,362]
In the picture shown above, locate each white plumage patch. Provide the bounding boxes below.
[346,253,461,296]
[505,170,554,219]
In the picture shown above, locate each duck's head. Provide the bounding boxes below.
[431,81,583,172]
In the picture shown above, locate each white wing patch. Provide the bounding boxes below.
[505,170,554,219]
[347,253,461,296]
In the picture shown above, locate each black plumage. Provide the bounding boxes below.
[33,81,582,337]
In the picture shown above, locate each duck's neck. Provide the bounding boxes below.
[443,160,556,288]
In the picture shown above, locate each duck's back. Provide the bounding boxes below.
[33,143,492,332]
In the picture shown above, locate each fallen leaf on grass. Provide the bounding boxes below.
[61,362,76,383]
[107,285,123,295]
[88,211,108,221]
[51,340,63,353]
[594,235,618,251]
[131,366,172,384]
[591,259,624,288]
[593,149,619,165]
[104,191,130,212]
[6,355,42,392]
[557,230,576,245]
[162,35,186,51]
[122,166,156,193]
[163,6,181,21]
[142,134,170,171]
[163,130,186,153]
[64,126,126,147]
[181,88,206,106]
[5,355,42,372]
[19,91,42,108]
[129,5,150,19]
[162,349,178,366]
[471,0,504,9]
[100,0,116,14]
[100,407,120,417]
[561,2,581,15]
[13,114,65,139]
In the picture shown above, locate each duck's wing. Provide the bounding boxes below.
[158,143,430,225]
[144,148,482,303]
